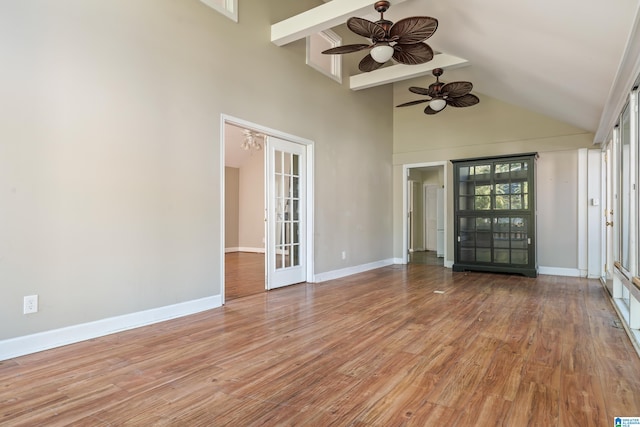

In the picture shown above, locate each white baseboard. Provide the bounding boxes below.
[393,257,405,264]
[444,259,454,268]
[538,266,581,277]
[0,295,222,362]
[313,259,394,283]
[224,247,265,253]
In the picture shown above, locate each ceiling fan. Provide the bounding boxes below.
[396,68,480,114]
[322,1,438,73]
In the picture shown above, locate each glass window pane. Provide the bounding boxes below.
[494,233,510,248]
[511,195,522,209]
[477,248,491,262]
[292,244,299,266]
[475,196,491,210]
[495,195,510,210]
[477,232,491,247]
[459,182,474,196]
[460,232,475,247]
[293,200,299,221]
[475,185,491,195]
[460,248,475,262]
[511,233,528,248]
[512,217,526,230]
[292,154,299,175]
[475,165,491,175]
[620,103,631,269]
[495,163,510,173]
[476,217,492,231]
[494,249,510,263]
[459,166,471,181]
[460,217,476,231]
[495,184,510,194]
[495,217,510,232]
[511,249,528,264]
[459,196,474,210]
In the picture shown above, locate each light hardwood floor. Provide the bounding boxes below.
[225,252,265,300]
[2,265,640,426]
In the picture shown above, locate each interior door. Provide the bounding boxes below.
[266,136,306,289]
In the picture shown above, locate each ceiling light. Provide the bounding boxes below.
[370,44,394,64]
[429,99,447,111]
[241,130,263,151]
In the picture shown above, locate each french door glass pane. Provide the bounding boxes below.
[274,149,301,271]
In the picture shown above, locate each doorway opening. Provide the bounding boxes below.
[221,115,314,303]
[403,163,447,266]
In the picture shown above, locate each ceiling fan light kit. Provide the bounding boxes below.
[429,98,447,111]
[370,44,394,63]
[321,1,438,72]
[396,68,480,115]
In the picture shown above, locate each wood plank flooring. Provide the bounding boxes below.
[225,252,265,300]
[2,265,640,426]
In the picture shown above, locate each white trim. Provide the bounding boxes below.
[313,259,394,283]
[577,149,588,274]
[350,55,469,91]
[0,296,222,361]
[271,0,410,46]
[444,259,454,268]
[538,266,583,277]
[200,0,238,22]
[221,115,315,300]
[402,162,448,266]
[306,30,342,83]
[224,247,265,253]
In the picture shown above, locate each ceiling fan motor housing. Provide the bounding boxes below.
[374,1,390,13]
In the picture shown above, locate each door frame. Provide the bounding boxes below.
[220,114,314,304]
[402,162,449,266]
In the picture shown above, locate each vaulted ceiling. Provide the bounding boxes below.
[272,0,640,142]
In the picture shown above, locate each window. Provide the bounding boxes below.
[306,30,342,83]
[620,102,631,272]
[200,0,237,22]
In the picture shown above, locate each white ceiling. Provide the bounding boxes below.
[272,0,640,138]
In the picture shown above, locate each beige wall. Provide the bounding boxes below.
[393,78,594,266]
[224,167,240,249]
[0,0,393,340]
[238,152,264,250]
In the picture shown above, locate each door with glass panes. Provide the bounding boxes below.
[266,136,307,289]
[453,154,537,277]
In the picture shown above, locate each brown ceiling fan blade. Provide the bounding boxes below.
[424,104,443,115]
[396,99,430,107]
[358,54,385,72]
[347,17,386,40]
[441,81,473,98]
[322,44,371,55]
[390,17,438,44]
[408,86,430,95]
[447,94,480,107]
[392,43,434,65]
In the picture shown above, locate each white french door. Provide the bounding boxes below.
[266,136,307,289]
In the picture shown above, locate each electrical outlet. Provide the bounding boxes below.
[23,295,38,314]
[341,251,346,260]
